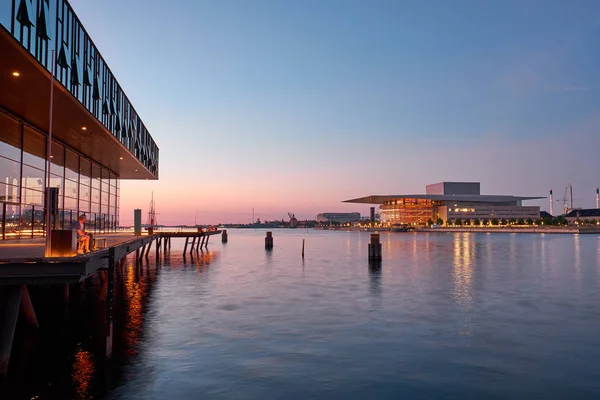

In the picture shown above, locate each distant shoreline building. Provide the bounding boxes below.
[0,0,159,239]
[344,182,543,225]
[316,212,361,224]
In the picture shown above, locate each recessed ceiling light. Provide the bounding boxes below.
[81,126,87,131]
[119,157,123,160]
[134,169,138,172]
[50,155,54,158]
[12,71,20,77]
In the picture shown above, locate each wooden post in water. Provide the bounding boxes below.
[265,231,273,249]
[205,234,209,248]
[190,237,196,254]
[302,239,305,258]
[20,285,38,327]
[368,233,382,261]
[155,237,160,259]
[222,229,228,243]
[183,237,189,254]
[0,286,22,376]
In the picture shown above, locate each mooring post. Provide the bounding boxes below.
[302,239,305,258]
[265,231,273,249]
[20,285,38,328]
[368,233,382,261]
[222,229,228,243]
[106,247,115,359]
[0,286,22,376]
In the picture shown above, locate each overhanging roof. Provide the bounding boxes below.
[0,27,155,179]
[343,194,545,204]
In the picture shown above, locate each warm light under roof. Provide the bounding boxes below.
[81,126,87,131]
[119,157,123,160]
[134,169,138,172]
[12,71,20,77]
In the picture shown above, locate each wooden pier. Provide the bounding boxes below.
[0,230,222,376]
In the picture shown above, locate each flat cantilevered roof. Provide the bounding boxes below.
[343,194,545,204]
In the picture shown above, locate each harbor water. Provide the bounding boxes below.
[3,229,600,399]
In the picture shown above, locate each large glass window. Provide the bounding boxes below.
[0,182,20,203]
[91,164,101,189]
[51,141,65,173]
[65,149,79,182]
[0,155,20,187]
[80,158,91,186]
[23,128,46,170]
[21,165,44,191]
[0,113,21,161]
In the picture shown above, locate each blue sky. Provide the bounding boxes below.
[69,0,600,224]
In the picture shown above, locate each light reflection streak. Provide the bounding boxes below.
[124,261,146,355]
[574,235,581,281]
[71,347,94,400]
[452,233,474,335]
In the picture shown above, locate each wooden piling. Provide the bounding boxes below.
[190,237,196,254]
[145,241,152,259]
[265,231,273,249]
[183,237,189,254]
[20,285,38,328]
[222,229,228,243]
[0,286,22,376]
[205,234,209,248]
[368,233,382,261]
[302,239,305,258]
[155,237,160,259]
[63,283,70,304]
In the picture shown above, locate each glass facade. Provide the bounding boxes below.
[0,111,119,239]
[1,0,159,177]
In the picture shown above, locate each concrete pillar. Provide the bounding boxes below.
[368,233,382,261]
[265,231,273,249]
[0,286,22,376]
[20,285,38,328]
[134,209,142,236]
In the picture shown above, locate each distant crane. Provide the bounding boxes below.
[288,212,298,228]
[556,184,581,215]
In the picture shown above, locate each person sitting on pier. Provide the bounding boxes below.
[71,214,93,254]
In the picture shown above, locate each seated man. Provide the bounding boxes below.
[71,214,93,253]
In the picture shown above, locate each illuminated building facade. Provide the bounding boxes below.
[344,182,542,225]
[0,0,159,239]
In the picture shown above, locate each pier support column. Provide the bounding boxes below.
[265,231,273,249]
[145,241,152,260]
[155,237,161,260]
[168,237,172,249]
[20,285,38,328]
[63,283,70,305]
[368,233,382,261]
[222,230,228,243]
[0,286,22,376]
[190,238,196,254]
[106,247,115,359]
[183,237,189,254]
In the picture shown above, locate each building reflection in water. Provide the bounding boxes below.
[452,233,474,335]
[123,259,148,356]
[71,346,94,400]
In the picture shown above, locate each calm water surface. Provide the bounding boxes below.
[4,230,600,399]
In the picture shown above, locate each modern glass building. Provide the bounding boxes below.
[344,182,544,225]
[0,0,159,239]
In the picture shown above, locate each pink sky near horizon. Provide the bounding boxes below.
[119,123,600,226]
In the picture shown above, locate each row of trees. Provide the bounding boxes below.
[427,216,570,227]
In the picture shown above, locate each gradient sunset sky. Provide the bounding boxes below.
[70,0,600,225]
